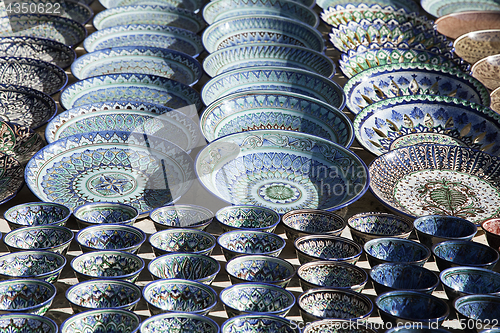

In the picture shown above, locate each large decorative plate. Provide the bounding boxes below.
[83,24,203,57]
[321,4,413,27]
[71,46,202,86]
[59,73,202,117]
[369,144,500,224]
[354,95,500,156]
[93,5,206,32]
[492,87,500,114]
[22,0,94,24]
[421,0,500,17]
[195,129,368,214]
[0,36,75,69]
[0,57,67,95]
[316,0,419,12]
[471,54,500,91]
[0,14,87,47]
[200,90,353,146]
[202,0,318,27]
[435,11,500,40]
[201,67,345,108]
[0,152,24,205]
[344,62,490,114]
[25,131,195,215]
[99,0,203,12]
[454,29,500,65]
[202,15,324,53]
[203,44,335,78]
[45,101,201,152]
[0,121,44,164]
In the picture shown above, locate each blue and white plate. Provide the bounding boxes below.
[99,0,203,12]
[317,0,420,11]
[321,4,413,28]
[421,0,500,17]
[0,152,23,205]
[22,0,94,24]
[0,121,44,164]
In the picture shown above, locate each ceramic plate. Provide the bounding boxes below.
[93,5,205,32]
[200,90,354,146]
[99,0,203,12]
[25,131,195,215]
[0,121,44,164]
[454,29,500,64]
[370,144,500,224]
[22,0,94,24]
[195,129,368,213]
[492,87,500,114]
[59,73,202,117]
[0,83,57,129]
[83,24,203,57]
[0,152,23,205]
[435,11,500,39]
[203,44,335,78]
[45,101,201,151]
[0,57,67,95]
[321,4,412,27]
[71,46,202,86]
[202,15,324,53]
[344,62,490,114]
[201,66,345,108]
[203,0,318,27]
[317,0,419,11]
[471,54,500,91]
[421,0,500,17]
[0,14,87,47]
[0,36,75,69]
[354,95,500,156]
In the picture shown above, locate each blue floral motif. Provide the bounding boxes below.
[410,107,424,119]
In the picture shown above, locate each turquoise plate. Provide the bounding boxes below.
[99,0,203,12]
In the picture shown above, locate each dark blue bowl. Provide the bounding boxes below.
[294,235,363,265]
[432,240,500,271]
[454,294,500,329]
[414,215,477,249]
[347,212,413,245]
[222,314,300,333]
[370,263,439,295]
[297,261,368,292]
[364,238,431,267]
[440,267,500,301]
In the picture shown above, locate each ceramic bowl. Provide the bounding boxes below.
[99,0,203,11]
[347,212,413,245]
[60,309,141,333]
[321,4,419,27]
[140,312,220,333]
[0,152,22,206]
[93,4,206,32]
[492,86,500,114]
[294,235,363,265]
[215,205,280,233]
[202,67,345,108]
[472,54,500,91]
[220,282,295,317]
[376,291,449,326]
[432,240,500,271]
[218,230,285,260]
[0,314,57,333]
[4,202,71,230]
[32,0,93,24]
[370,263,440,295]
[454,29,500,64]
[4,225,74,255]
[150,205,214,231]
[297,261,368,292]
[0,120,44,164]
[435,11,500,40]
[414,215,478,249]
[143,279,217,316]
[71,250,145,283]
[421,0,500,17]
[76,224,146,254]
[225,254,295,288]
[0,251,66,283]
[84,24,203,57]
[298,288,373,322]
[148,253,220,285]
[202,15,324,53]
[221,314,300,333]
[66,279,141,313]
[303,319,378,333]
[0,279,56,315]
[482,218,500,251]
[281,209,346,242]
[454,294,500,329]
[440,267,500,301]
[149,229,216,256]
[195,130,368,214]
[316,0,420,11]
[73,202,139,229]
[364,238,431,267]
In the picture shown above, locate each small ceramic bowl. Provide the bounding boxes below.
[0,314,57,333]
[298,288,373,322]
[150,204,214,231]
[432,240,500,271]
[3,202,71,230]
[297,260,368,292]
[303,319,378,333]
[149,228,216,257]
[217,230,285,261]
[414,215,478,249]
[364,238,431,267]
[221,314,300,333]
[376,290,450,326]
[454,294,500,329]
[281,209,346,242]
[66,279,141,313]
[220,282,295,318]
[60,309,141,333]
[71,250,145,283]
[143,278,218,316]
[148,253,220,285]
[294,235,363,265]
[216,205,280,233]
[440,267,500,301]
[76,224,146,254]
[73,202,139,229]
[140,312,220,333]
[370,263,440,295]
[347,212,413,245]
[3,225,74,255]
[225,254,295,288]
[0,250,66,283]
[0,279,56,315]
[482,218,500,251]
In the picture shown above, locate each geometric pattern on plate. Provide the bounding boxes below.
[99,0,203,11]
[421,0,500,17]
[0,279,55,315]
[0,121,44,164]
[0,152,23,206]
[453,29,500,65]
[471,54,500,91]
[316,0,420,11]
[61,309,141,333]
[0,251,65,283]
[321,4,415,27]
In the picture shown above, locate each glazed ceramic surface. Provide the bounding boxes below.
[297,261,368,292]
[483,218,500,250]
[294,235,363,265]
[414,215,478,248]
[76,224,146,253]
[440,267,500,300]
[221,314,300,333]
[364,238,431,267]
[84,24,203,57]
[200,91,351,145]
[321,4,418,27]
[216,205,280,233]
[0,121,44,164]
[0,279,55,315]
[22,0,93,24]
[0,152,23,205]
[281,209,346,242]
[432,240,500,271]
[218,230,285,260]
[435,11,500,39]
[472,54,500,91]
[421,0,500,17]
[140,313,220,333]
[149,229,216,256]
[195,130,368,214]
[492,87,500,114]
[73,202,139,228]
[99,0,203,12]
[370,263,439,294]
[316,0,419,11]
[0,314,57,333]
[4,225,73,255]
[454,29,500,64]
[454,295,500,325]
[0,250,66,283]
[347,212,413,245]
[60,309,141,333]
[4,202,71,229]
[150,205,214,231]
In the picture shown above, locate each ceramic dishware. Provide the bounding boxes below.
[60,309,141,333]
[215,205,280,233]
[150,205,213,231]
[316,0,419,11]
[347,212,413,245]
[140,313,219,333]
[414,215,478,248]
[218,230,285,260]
[435,11,500,39]
[482,218,500,251]
[221,314,300,333]
[294,235,363,265]
[432,240,500,271]
[4,202,71,229]
[440,267,500,301]
[76,224,146,253]
[297,261,368,292]
[370,263,440,295]
[364,238,431,267]
[421,0,500,17]
[99,0,203,11]
[0,250,66,283]
[453,295,500,330]
[149,229,216,256]
[0,279,56,315]
[472,54,500,91]
[73,202,139,229]
[0,314,57,333]
[282,209,346,242]
[0,121,44,164]
[3,225,73,255]
[454,29,500,64]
